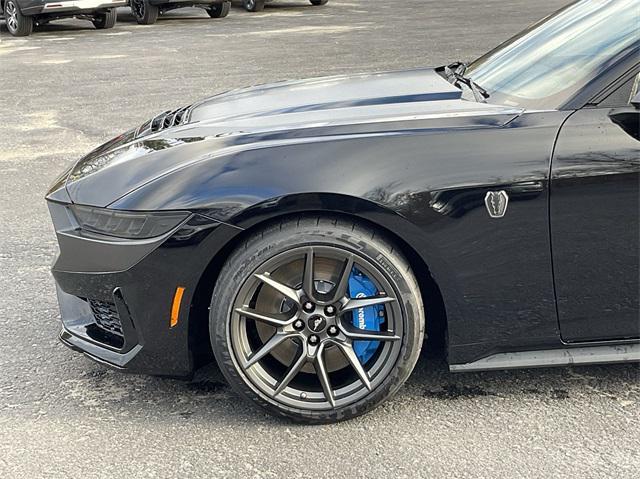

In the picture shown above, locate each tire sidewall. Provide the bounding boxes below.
[243,0,264,12]
[93,8,116,29]
[6,0,17,34]
[210,218,424,423]
[207,1,230,18]
[131,0,157,24]
[6,0,32,36]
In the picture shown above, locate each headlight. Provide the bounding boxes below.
[71,205,190,239]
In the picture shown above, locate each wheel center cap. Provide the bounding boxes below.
[307,315,327,333]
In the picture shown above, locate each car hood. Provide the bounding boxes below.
[47,69,523,208]
[186,68,462,124]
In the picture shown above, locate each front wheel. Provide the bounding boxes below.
[130,0,159,24]
[242,0,264,12]
[310,0,328,5]
[92,8,117,29]
[5,0,33,36]
[210,216,425,423]
[206,1,230,18]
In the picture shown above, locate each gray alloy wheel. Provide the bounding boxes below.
[5,0,33,36]
[243,0,264,12]
[206,0,230,18]
[130,0,158,24]
[210,216,424,423]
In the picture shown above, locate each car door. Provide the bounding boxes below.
[550,70,640,342]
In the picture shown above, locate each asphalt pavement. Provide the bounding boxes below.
[1,1,639,477]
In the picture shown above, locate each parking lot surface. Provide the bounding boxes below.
[1,1,639,477]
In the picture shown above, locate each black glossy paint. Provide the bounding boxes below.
[46,1,640,375]
[551,107,640,342]
[50,209,240,376]
[108,110,573,366]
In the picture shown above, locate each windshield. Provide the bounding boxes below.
[466,0,640,109]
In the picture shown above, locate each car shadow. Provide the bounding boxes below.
[406,348,640,403]
[115,8,215,24]
[0,17,100,35]
[230,0,328,11]
[56,344,639,427]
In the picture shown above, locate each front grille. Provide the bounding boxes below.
[88,299,123,337]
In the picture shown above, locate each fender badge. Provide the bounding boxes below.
[484,190,509,218]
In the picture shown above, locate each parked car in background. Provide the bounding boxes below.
[129,0,229,24]
[242,0,327,12]
[0,0,124,36]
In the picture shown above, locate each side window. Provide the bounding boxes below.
[599,72,640,108]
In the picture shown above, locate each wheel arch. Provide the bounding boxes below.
[187,193,450,368]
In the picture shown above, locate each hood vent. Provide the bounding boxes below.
[137,105,192,137]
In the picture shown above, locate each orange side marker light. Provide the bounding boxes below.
[171,287,186,328]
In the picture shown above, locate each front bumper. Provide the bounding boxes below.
[23,0,126,16]
[56,286,142,368]
[48,200,241,377]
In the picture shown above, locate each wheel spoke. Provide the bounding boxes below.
[234,307,292,327]
[302,247,316,301]
[336,341,372,391]
[329,254,354,303]
[254,272,301,305]
[314,345,335,407]
[341,295,396,313]
[274,348,308,396]
[341,326,401,342]
[244,332,292,368]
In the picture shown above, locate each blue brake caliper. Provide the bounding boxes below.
[347,267,383,364]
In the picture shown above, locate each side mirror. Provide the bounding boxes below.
[609,105,639,140]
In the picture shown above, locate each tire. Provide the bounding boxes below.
[242,0,264,12]
[4,0,33,36]
[207,0,230,18]
[130,0,159,25]
[210,216,425,423]
[92,8,117,29]
[310,0,329,5]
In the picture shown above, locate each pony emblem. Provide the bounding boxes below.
[308,316,327,332]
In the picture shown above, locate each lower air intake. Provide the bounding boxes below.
[88,299,124,337]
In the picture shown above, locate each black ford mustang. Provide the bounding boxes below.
[46,0,639,423]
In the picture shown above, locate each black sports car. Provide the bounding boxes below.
[46,0,639,423]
